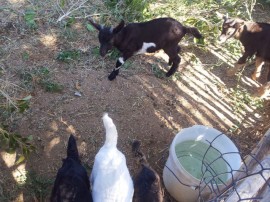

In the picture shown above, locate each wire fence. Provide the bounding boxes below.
[164,129,270,202]
[197,130,270,202]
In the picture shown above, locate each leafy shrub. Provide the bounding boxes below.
[16,95,32,113]
[20,67,63,92]
[0,95,32,115]
[24,9,38,29]
[23,171,53,201]
[57,50,81,63]
[230,86,264,114]
[0,127,35,164]
[152,64,165,78]
[104,0,152,21]
[40,81,63,92]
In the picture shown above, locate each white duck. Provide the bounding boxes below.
[90,113,134,202]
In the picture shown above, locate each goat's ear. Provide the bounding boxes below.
[224,13,229,20]
[228,19,237,27]
[230,19,245,29]
[88,18,102,31]
[216,12,224,20]
[228,18,244,29]
[234,21,245,29]
[113,20,125,34]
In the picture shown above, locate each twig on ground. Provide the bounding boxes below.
[74,13,110,19]
[0,89,18,109]
[56,0,89,22]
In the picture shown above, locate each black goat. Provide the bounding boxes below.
[132,140,164,202]
[89,17,202,80]
[219,15,270,99]
[50,135,92,202]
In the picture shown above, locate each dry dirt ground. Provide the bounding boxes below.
[0,1,270,202]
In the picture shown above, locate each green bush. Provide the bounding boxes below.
[23,171,53,201]
[104,0,152,21]
[24,9,38,29]
[20,67,63,93]
[0,127,35,164]
[57,50,81,63]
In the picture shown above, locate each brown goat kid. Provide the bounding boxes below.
[132,140,164,202]
[219,15,270,99]
[89,17,202,80]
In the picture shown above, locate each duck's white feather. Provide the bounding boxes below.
[91,113,134,202]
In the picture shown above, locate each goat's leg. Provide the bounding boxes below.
[163,44,181,77]
[108,53,132,81]
[176,45,181,53]
[168,45,181,65]
[168,58,173,66]
[259,66,270,99]
[166,55,181,77]
[164,46,181,77]
[267,65,270,82]
[251,57,264,81]
[108,57,124,80]
[226,51,253,76]
[253,65,270,99]
[256,82,270,99]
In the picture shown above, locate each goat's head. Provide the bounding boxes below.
[89,19,125,57]
[219,14,245,43]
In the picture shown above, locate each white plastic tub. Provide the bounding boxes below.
[163,125,241,202]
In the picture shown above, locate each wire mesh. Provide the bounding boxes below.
[197,132,270,202]
[164,130,270,202]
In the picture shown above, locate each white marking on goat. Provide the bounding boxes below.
[255,61,264,78]
[110,27,113,33]
[136,42,156,55]
[115,57,124,70]
[118,57,124,64]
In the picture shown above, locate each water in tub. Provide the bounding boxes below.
[175,140,228,185]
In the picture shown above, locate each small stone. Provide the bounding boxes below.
[74,91,82,97]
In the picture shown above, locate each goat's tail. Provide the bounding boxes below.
[185,27,203,39]
[67,135,80,162]
[103,113,118,147]
[132,140,148,165]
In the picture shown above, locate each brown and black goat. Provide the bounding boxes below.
[89,17,202,80]
[219,15,270,99]
[132,140,164,202]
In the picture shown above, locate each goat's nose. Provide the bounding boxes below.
[99,45,108,57]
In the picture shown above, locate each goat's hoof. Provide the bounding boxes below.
[108,74,116,81]
[166,67,178,77]
[254,83,270,100]
[165,72,173,77]
[251,73,258,81]
[108,71,118,81]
